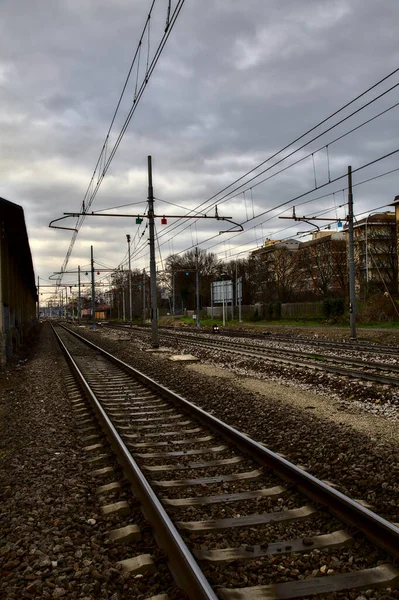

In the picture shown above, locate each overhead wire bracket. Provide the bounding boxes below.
[48,216,78,232]
[217,218,244,234]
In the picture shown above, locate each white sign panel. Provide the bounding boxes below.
[212,280,233,303]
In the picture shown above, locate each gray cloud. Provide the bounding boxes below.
[1,0,399,300]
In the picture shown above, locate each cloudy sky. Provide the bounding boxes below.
[1,0,399,301]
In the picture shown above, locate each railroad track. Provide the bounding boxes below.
[105,322,399,358]
[53,324,399,599]
[104,324,399,388]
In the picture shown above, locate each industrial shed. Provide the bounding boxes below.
[0,197,37,367]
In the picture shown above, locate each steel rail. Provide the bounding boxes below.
[146,330,399,386]
[51,324,218,600]
[58,324,399,558]
[104,321,399,357]
[155,330,399,373]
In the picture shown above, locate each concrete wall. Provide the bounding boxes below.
[0,198,37,367]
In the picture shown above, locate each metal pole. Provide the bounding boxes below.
[148,156,159,348]
[122,280,126,321]
[211,283,213,319]
[347,166,357,340]
[108,277,112,319]
[172,272,175,315]
[222,280,225,326]
[143,269,146,322]
[127,234,132,321]
[195,247,200,327]
[37,276,40,320]
[65,285,68,321]
[78,266,81,323]
[365,215,369,285]
[91,245,96,325]
[235,260,238,310]
[239,277,242,323]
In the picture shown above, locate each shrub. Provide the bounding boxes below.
[323,298,344,318]
[357,294,399,322]
[273,301,282,318]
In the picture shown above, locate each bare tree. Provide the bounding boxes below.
[165,249,220,310]
[300,237,347,299]
[271,248,302,302]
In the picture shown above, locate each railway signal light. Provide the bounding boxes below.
[161,216,167,225]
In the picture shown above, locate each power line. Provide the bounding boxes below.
[147,152,399,265]
[208,169,399,260]
[136,148,399,268]
[143,67,399,249]
[56,0,186,284]
[151,79,399,249]
[214,198,397,264]
[59,62,399,280]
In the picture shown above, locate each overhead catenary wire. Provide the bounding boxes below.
[142,67,399,251]
[144,154,399,267]
[59,63,399,281]
[151,85,399,250]
[132,145,399,268]
[214,199,398,264]
[56,0,186,284]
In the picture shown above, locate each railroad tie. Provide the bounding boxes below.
[218,564,399,600]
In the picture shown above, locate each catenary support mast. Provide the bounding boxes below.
[148,156,159,348]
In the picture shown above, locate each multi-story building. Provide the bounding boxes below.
[352,212,397,296]
[251,239,301,302]
[251,209,398,301]
[390,196,399,279]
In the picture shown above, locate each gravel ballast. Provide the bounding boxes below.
[75,324,399,523]
[0,324,184,600]
[1,322,398,600]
